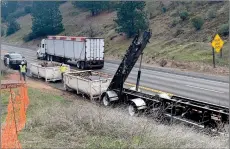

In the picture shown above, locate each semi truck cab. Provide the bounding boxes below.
[37,39,46,59]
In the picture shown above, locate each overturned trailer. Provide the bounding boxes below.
[29,61,70,82]
[99,30,229,133]
[63,71,112,100]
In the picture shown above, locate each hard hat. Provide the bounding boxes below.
[21,61,25,64]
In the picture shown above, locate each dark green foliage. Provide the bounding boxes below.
[179,11,189,21]
[6,20,20,36]
[160,2,167,13]
[114,1,149,38]
[72,1,117,16]
[31,1,64,39]
[191,16,204,30]
[218,24,229,36]
[6,10,27,21]
[1,1,18,21]
[162,7,167,13]
[57,1,67,5]
[24,6,32,14]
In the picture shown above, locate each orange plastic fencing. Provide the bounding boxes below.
[1,84,29,149]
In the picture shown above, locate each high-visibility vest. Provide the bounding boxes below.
[20,65,26,73]
[60,66,67,73]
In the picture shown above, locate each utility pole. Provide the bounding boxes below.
[136,53,143,91]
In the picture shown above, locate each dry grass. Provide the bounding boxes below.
[18,88,229,148]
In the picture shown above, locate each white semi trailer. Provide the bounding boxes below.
[36,36,105,69]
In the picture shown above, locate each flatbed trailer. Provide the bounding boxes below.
[99,30,229,133]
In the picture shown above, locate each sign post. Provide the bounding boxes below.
[220,48,223,58]
[212,47,215,68]
[211,34,224,68]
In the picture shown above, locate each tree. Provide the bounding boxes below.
[218,24,229,36]
[6,19,20,36]
[114,1,149,38]
[24,6,32,14]
[31,1,64,38]
[72,1,116,16]
[191,16,204,30]
[1,1,18,21]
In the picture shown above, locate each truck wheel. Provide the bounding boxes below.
[98,65,104,69]
[80,62,85,70]
[46,55,49,61]
[102,94,110,106]
[128,104,139,117]
[76,62,80,69]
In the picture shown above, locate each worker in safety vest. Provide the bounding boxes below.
[19,61,27,82]
[60,63,67,82]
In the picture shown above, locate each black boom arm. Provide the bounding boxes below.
[107,30,152,91]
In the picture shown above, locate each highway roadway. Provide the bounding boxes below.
[1,44,229,107]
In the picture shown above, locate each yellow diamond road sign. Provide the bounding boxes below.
[211,34,224,53]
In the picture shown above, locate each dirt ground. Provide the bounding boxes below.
[5,72,58,92]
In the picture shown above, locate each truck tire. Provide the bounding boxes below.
[76,62,80,69]
[98,65,104,69]
[102,94,110,106]
[128,104,139,117]
[80,62,85,70]
[46,55,49,61]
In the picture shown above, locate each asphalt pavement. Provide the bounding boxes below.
[1,44,229,107]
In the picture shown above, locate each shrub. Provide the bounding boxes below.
[162,7,166,13]
[191,16,204,30]
[207,9,216,19]
[6,20,20,36]
[24,6,32,14]
[179,10,189,21]
[218,24,229,36]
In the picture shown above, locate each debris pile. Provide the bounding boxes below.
[70,71,112,80]
[39,62,61,67]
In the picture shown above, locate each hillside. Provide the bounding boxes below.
[2,1,229,75]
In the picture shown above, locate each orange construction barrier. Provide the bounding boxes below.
[1,80,29,149]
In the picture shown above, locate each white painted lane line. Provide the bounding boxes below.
[185,84,225,94]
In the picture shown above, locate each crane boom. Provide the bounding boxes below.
[107,30,152,92]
